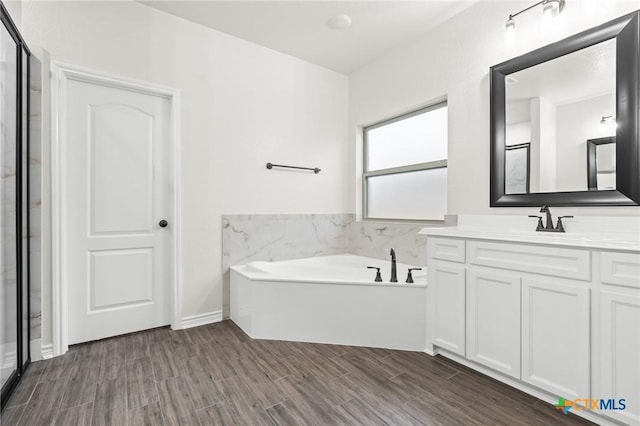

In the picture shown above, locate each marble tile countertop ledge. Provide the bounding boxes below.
[420,215,640,252]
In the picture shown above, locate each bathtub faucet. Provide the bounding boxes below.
[390,248,398,283]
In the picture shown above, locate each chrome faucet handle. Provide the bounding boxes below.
[556,216,574,232]
[367,266,383,282]
[406,267,422,284]
[528,215,544,231]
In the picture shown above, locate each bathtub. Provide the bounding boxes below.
[230,254,427,351]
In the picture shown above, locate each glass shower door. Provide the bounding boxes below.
[0,14,19,392]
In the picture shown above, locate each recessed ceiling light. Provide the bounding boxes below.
[327,14,352,30]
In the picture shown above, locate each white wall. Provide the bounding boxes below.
[538,96,557,192]
[20,1,348,347]
[349,0,640,217]
[506,122,530,146]
[3,0,21,31]
[529,98,541,193]
[556,93,615,192]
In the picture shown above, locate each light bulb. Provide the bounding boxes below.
[600,116,616,135]
[327,14,352,30]
[505,16,516,33]
[542,0,560,18]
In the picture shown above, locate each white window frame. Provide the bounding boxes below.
[362,101,448,223]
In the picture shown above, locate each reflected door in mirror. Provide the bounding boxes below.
[587,137,616,191]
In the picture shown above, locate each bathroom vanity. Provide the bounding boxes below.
[421,215,639,425]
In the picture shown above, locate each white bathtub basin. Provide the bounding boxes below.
[230,254,427,351]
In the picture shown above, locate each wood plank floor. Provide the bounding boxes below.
[2,320,594,425]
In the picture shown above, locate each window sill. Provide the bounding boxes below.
[360,217,446,226]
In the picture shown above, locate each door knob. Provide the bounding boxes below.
[159,220,168,228]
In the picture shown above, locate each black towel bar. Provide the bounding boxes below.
[266,162,321,174]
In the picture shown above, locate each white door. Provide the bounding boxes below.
[429,260,466,356]
[65,77,172,344]
[521,277,590,399]
[466,268,521,378]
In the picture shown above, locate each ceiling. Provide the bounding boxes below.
[139,1,478,74]
[507,38,615,106]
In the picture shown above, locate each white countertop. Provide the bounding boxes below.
[419,215,640,252]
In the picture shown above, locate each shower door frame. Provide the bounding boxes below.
[0,2,31,410]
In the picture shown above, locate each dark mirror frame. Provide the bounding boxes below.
[490,11,639,207]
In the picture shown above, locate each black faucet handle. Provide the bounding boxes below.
[367,266,383,282]
[556,216,574,232]
[405,267,422,284]
[528,215,544,231]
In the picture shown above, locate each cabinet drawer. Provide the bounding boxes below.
[428,237,465,263]
[601,252,640,288]
[468,241,590,281]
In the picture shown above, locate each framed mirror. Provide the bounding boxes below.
[490,11,639,206]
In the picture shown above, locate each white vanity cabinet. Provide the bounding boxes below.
[427,238,466,356]
[465,239,591,398]
[597,251,640,425]
[422,222,640,426]
[520,277,590,399]
[466,268,520,378]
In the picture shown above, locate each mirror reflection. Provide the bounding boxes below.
[505,38,616,194]
[587,136,616,190]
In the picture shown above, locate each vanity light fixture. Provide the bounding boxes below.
[600,115,615,125]
[505,0,566,33]
[600,115,617,133]
[542,0,562,18]
[327,14,352,30]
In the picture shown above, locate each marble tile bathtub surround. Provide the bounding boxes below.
[347,221,429,267]
[29,55,43,342]
[221,214,352,316]
[222,214,432,272]
[221,213,432,317]
[222,214,352,269]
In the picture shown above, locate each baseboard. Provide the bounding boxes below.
[40,343,54,360]
[179,310,223,329]
[423,347,436,356]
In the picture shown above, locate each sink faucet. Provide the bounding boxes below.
[389,248,398,283]
[540,205,554,230]
[528,206,573,233]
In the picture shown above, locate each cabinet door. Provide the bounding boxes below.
[429,261,466,356]
[521,278,590,399]
[599,290,640,425]
[467,269,520,378]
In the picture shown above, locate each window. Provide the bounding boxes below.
[363,102,448,221]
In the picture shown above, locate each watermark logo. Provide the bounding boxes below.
[555,397,626,415]
[555,397,572,414]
